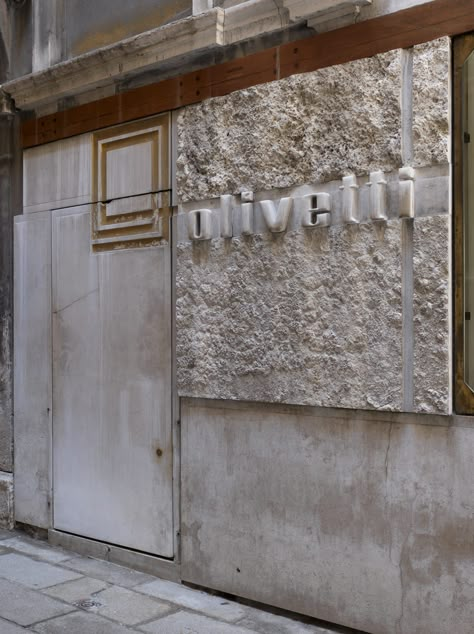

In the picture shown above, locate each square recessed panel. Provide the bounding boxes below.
[103,135,155,200]
[91,114,170,252]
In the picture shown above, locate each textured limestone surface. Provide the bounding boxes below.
[0,472,13,529]
[177,221,403,411]
[177,50,402,202]
[412,38,450,168]
[413,215,450,414]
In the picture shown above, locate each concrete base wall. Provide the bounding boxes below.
[181,399,474,634]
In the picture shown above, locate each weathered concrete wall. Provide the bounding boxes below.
[3,0,192,78]
[0,96,20,528]
[181,399,474,634]
[64,0,192,58]
[175,37,451,415]
[0,105,15,474]
[0,0,33,80]
[28,0,192,72]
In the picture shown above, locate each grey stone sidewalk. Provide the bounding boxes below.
[0,529,343,634]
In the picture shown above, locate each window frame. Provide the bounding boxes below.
[454,32,474,414]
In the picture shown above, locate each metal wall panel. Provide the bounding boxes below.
[23,133,92,214]
[14,211,52,528]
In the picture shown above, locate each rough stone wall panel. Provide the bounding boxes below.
[412,37,450,168]
[177,221,403,411]
[413,215,451,414]
[177,50,402,202]
[176,36,452,414]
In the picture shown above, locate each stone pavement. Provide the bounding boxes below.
[0,529,348,634]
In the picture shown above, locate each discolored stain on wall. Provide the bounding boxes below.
[66,0,192,58]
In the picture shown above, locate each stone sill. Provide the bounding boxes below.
[181,397,474,429]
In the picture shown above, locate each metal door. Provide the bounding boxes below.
[52,116,173,557]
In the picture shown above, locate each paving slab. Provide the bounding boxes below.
[0,553,82,589]
[0,529,14,540]
[0,532,344,634]
[31,611,134,634]
[138,611,258,634]
[2,537,71,564]
[92,585,172,625]
[0,617,33,633]
[135,578,246,622]
[61,556,155,588]
[43,576,108,604]
[237,607,335,634]
[0,553,81,588]
[0,578,74,626]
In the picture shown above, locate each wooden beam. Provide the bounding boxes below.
[280,0,474,77]
[22,0,474,148]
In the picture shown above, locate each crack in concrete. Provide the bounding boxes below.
[53,288,99,315]
[272,0,285,29]
[396,531,411,634]
[384,422,393,482]
[384,422,398,571]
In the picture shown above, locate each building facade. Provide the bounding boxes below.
[1,1,474,632]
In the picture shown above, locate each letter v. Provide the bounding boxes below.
[259,197,293,233]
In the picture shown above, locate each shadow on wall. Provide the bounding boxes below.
[66,0,192,57]
[0,37,7,82]
[1,0,34,80]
